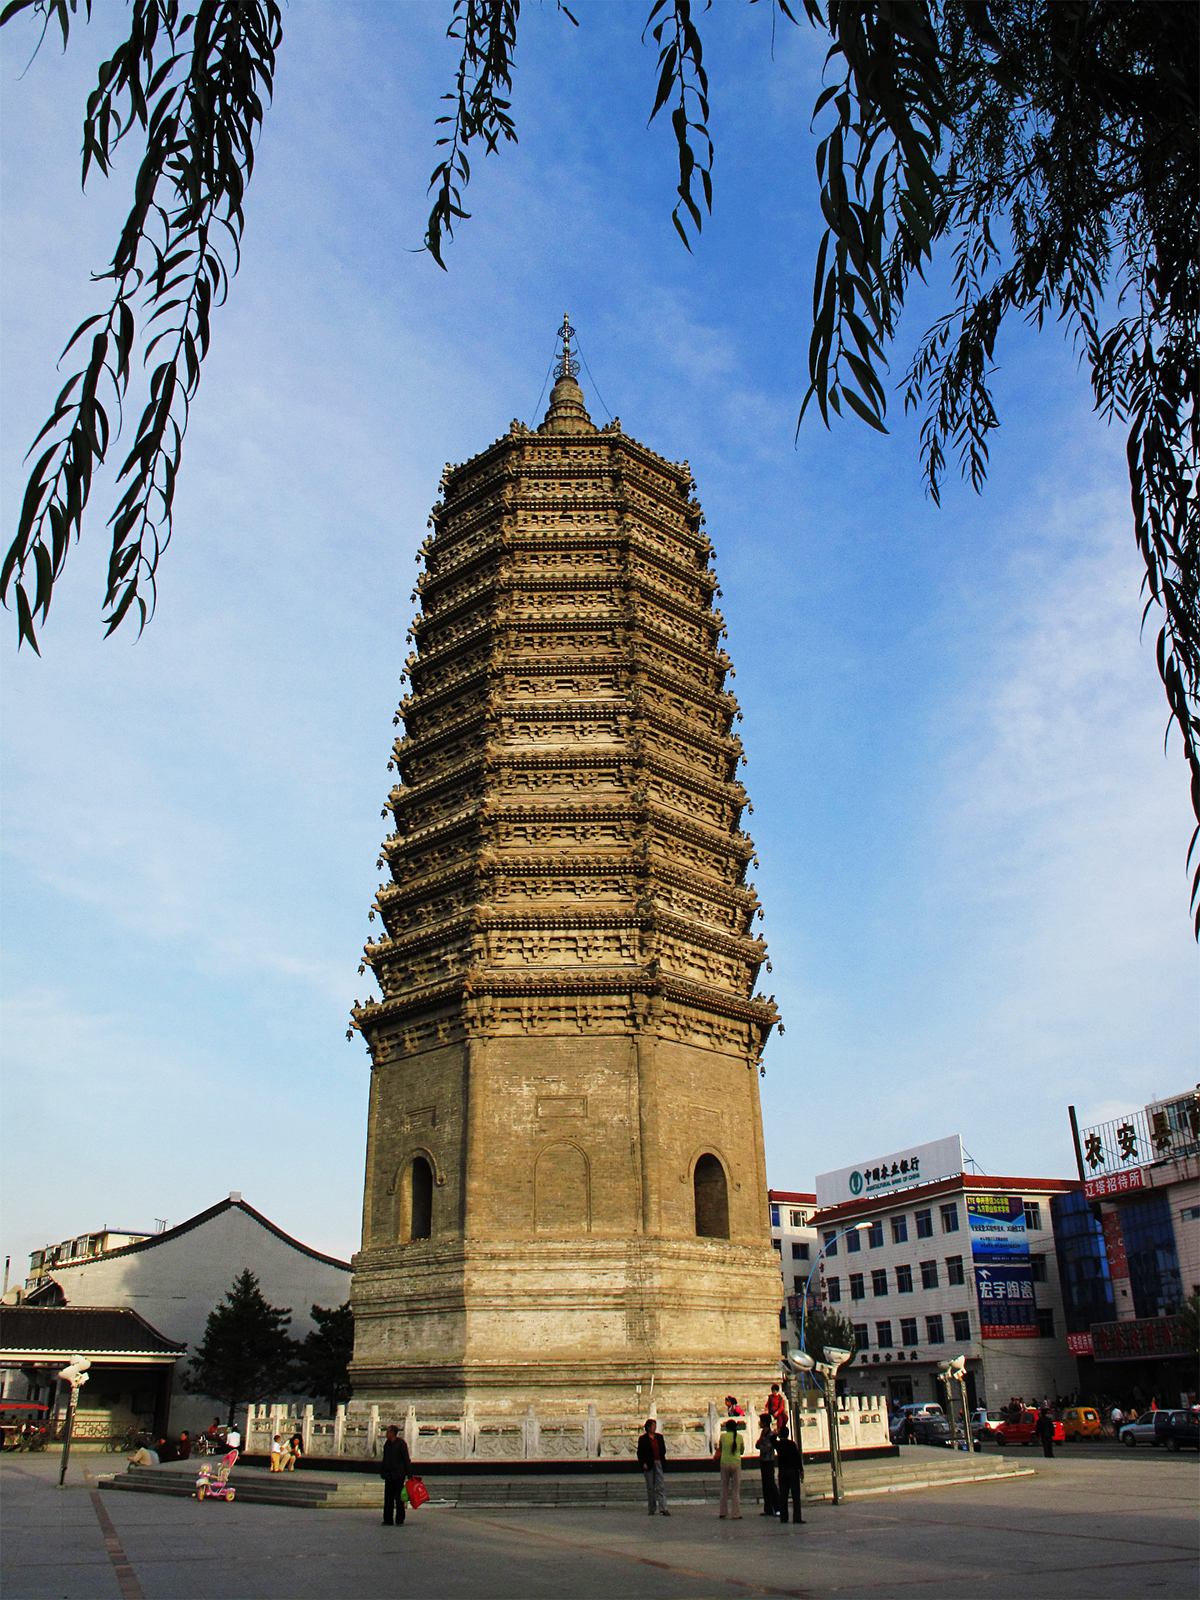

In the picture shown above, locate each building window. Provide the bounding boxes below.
[827,1277,841,1303]
[1122,1193,1184,1318]
[1181,1206,1200,1222]
[872,1269,888,1297]
[790,1208,807,1227]
[891,1215,908,1244]
[915,1209,933,1239]
[896,1263,913,1293]
[920,1260,939,1290]
[1023,1202,1042,1232]
[850,1273,865,1301]
[824,1230,838,1257]
[951,1311,971,1341]
[900,1317,918,1346]
[940,1203,959,1234]
[853,1323,870,1351]
[779,1306,788,1329]
[694,1154,730,1239]
[946,1255,965,1286]
[770,1203,781,1228]
[772,1238,783,1253]
[876,1320,894,1348]
[846,1229,862,1253]
[867,1220,884,1248]
[792,1242,809,1260]
[926,1315,945,1344]
[781,1341,789,1358]
[1037,1309,1055,1338]
[794,1277,807,1295]
[1030,1254,1047,1282]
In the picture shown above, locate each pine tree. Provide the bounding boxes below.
[183,1269,297,1426]
[291,1301,354,1418]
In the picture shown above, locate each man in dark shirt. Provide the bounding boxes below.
[636,1418,670,1515]
[774,1423,804,1523]
[380,1425,412,1525]
[755,1413,778,1516]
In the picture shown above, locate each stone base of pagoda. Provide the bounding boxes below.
[348,1235,782,1416]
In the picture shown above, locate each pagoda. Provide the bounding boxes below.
[348,318,782,1415]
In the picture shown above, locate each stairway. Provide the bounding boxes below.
[99,1449,1033,1511]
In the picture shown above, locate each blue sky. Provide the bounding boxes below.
[2,2,1194,1277]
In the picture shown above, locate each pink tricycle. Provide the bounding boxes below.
[195,1449,238,1501]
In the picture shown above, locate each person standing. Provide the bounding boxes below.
[765,1385,787,1431]
[380,1425,412,1525]
[637,1419,670,1515]
[774,1423,804,1524]
[1109,1404,1123,1436]
[755,1414,778,1516]
[269,1434,284,1472]
[717,1419,744,1519]
[1035,1408,1056,1458]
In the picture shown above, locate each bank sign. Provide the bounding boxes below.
[815,1135,964,1209]
[968,1194,1037,1339]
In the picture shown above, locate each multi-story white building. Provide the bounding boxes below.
[767,1189,819,1362]
[812,1139,1079,1413]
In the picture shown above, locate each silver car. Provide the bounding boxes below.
[1119,1417,1159,1447]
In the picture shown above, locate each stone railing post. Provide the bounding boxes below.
[302,1405,314,1453]
[333,1403,346,1456]
[585,1402,600,1457]
[705,1401,718,1455]
[462,1402,476,1459]
[367,1404,380,1458]
[405,1405,419,1457]
[523,1402,540,1460]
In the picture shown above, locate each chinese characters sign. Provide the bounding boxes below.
[1078,1094,1199,1184]
[1066,1332,1094,1356]
[1084,1168,1145,1201]
[1091,1316,1189,1361]
[968,1194,1037,1339]
[815,1136,964,1209]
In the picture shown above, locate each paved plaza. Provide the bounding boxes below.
[2,1449,1195,1599]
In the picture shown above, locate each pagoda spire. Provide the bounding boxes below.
[540,311,594,434]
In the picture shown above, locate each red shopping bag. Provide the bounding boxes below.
[405,1476,430,1510]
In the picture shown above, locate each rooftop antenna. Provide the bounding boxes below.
[154,1218,168,1233]
[554,311,578,382]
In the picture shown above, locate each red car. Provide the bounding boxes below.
[994,1410,1065,1446]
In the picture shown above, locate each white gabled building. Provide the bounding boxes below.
[15,1194,351,1434]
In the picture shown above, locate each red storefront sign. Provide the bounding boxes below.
[1100,1210,1128,1279]
[1084,1167,1145,1200]
[1091,1316,1188,1361]
[1066,1331,1094,1356]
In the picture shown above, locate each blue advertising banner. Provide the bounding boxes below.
[968,1194,1037,1339]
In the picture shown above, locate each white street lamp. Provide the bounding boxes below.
[936,1355,975,1454]
[56,1356,90,1489]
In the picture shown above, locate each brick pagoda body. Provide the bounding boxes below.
[348,343,782,1417]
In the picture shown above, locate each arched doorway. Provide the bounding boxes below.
[694,1154,730,1239]
[409,1156,433,1240]
[535,1142,590,1233]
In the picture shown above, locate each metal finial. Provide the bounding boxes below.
[554,312,579,382]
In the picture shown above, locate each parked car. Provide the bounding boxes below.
[889,1405,952,1446]
[1118,1416,1160,1447]
[1060,1407,1103,1441]
[1154,1409,1200,1452]
[994,1410,1066,1447]
[970,1409,1006,1438]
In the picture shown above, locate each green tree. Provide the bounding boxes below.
[1178,1289,1200,1358]
[183,1268,297,1426]
[794,1305,858,1364]
[3,1,1196,921]
[291,1301,354,1419]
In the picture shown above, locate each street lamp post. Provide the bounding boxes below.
[56,1357,91,1489]
[786,1346,852,1505]
[937,1356,975,1453]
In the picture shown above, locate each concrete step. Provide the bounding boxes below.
[99,1452,1034,1512]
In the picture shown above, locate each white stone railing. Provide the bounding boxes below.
[243,1395,889,1462]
